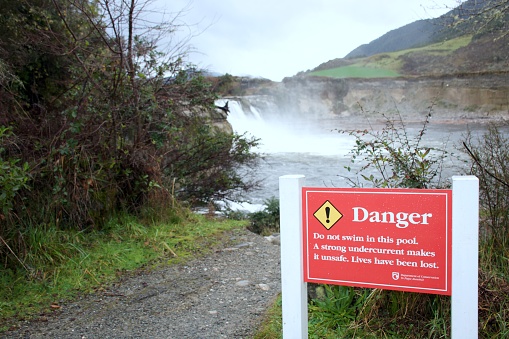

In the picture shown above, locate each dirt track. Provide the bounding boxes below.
[3,228,281,339]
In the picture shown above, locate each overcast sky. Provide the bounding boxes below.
[156,0,463,81]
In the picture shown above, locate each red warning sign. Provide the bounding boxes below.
[302,187,452,295]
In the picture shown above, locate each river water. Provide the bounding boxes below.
[222,99,487,212]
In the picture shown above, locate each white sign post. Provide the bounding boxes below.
[452,176,479,339]
[280,175,479,338]
[279,175,307,339]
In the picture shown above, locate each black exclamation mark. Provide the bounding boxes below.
[325,207,330,223]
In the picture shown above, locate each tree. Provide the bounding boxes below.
[1,0,260,269]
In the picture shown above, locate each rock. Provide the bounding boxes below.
[235,280,251,287]
[264,234,280,245]
[256,284,270,291]
[234,242,253,249]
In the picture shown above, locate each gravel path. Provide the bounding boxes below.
[3,228,281,339]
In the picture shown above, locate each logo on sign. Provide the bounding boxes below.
[392,272,400,280]
[313,200,343,230]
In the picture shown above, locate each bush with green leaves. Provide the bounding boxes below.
[0,127,30,219]
[462,124,509,337]
[463,123,509,251]
[248,197,280,235]
[342,112,451,189]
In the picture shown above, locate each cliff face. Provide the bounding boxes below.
[341,74,509,121]
[242,74,509,123]
[257,77,350,120]
[182,105,233,134]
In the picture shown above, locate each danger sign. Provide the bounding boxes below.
[302,187,452,295]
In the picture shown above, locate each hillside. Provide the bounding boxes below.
[345,19,448,60]
[309,32,509,78]
[307,0,509,78]
[345,0,489,59]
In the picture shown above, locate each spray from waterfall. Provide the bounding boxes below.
[217,98,354,156]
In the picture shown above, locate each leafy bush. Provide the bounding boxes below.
[463,123,509,250]
[342,111,451,188]
[0,0,260,270]
[462,123,509,337]
[248,197,280,235]
[0,127,30,219]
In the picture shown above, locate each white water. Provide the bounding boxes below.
[218,98,479,211]
[225,100,354,155]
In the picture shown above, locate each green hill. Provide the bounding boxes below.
[306,0,509,79]
[309,35,474,78]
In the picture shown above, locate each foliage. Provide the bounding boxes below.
[167,129,260,203]
[463,123,509,250]
[211,73,239,95]
[341,110,451,189]
[462,124,509,338]
[254,287,450,338]
[447,0,509,38]
[309,285,368,330]
[0,0,260,270]
[0,127,30,218]
[307,285,450,338]
[247,197,280,235]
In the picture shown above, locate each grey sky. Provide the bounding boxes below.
[160,0,462,81]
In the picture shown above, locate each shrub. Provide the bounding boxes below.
[248,197,280,235]
[463,123,509,250]
[0,0,261,271]
[462,124,509,338]
[341,111,451,189]
[0,127,30,219]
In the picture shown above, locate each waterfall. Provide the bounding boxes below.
[216,97,354,156]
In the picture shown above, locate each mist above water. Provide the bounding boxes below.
[222,99,354,156]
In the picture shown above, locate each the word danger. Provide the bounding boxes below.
[352,207,433,229]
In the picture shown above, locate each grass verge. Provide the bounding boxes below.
[253,294,283,339]
[310,65,400,79]
[0,210,247,332]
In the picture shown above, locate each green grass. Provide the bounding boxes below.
[310,65,400,78]
[253,240,509,339]
[388,34,472,58]
[253,294,283,339]
[309,35,473,79]
[0,211,247,331]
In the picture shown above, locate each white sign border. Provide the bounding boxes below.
[303,189,451,294]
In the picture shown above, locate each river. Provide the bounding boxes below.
[221,99,490,212]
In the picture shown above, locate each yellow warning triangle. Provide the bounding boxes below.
[313,200,343,230]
